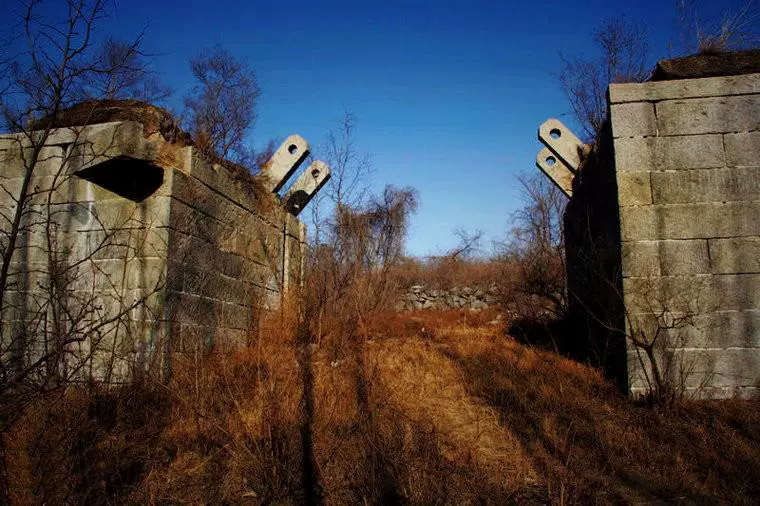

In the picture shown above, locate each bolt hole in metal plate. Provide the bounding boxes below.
[549,128,561,140]
[311,168,321,178]
[288,144,298,154]
[546,156,556,166]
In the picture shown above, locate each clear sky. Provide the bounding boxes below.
[4,0,758,257]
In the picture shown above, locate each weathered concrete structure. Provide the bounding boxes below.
[545,51,760,398]
[0,101,328,381]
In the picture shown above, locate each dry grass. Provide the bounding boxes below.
[391,257,509,290]
[4,308,760,504]
[434,320,760,504]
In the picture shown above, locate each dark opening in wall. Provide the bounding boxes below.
[75,156,164,202]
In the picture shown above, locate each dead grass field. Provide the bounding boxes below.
[5,308,760,504]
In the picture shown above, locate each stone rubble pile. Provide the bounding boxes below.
[397,285,500,311]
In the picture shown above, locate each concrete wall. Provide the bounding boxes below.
[0,119,305,381]
[608,72,760,398]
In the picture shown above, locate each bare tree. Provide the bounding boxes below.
[501,172,567,321]
[308,113,372,246]
[446,228,484,261]
[184,46,260,163]
[306,185,418,341]
[559,17,650,141]
[303,113,415,334]
[82,38,173,102]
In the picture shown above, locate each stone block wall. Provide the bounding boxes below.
[0,115,305,381]
[607,72,760,397]
[165,144,306,354]
[398,285,500,311]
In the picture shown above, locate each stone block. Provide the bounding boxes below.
[609,73,760,104]
[682,310,760,349]
[89,227,169,260]
[167,198,226,244]
[620,240,710,277]
[68,257,166,292]
[229,232,268,265]
[176,323,213,352]
[651,167,760,204]
[0,135,14,151]
[167,232,211,266]
[38,125,85,146]
[284,212,303,238]
[610,102,656,138]
[245,224,281,265]
[1,122,159,179]
[26,197,167,237]
[613,134,724,172]
[535,147,574,197]
[675,348,760,389]
[621,241,660,277]
[724,132,760,167]
[172,170,246,224]
[624,273,760,313]
[658,239,710,275]
[221,302,252,330]
[214,328,248,350]
[616,206,660,241]
[43,175,114,204]
[622,275,712,315]
[178,265,258,307]
[1,145,68,178]
[706,274,760,311]
[186,155,271,215]
[90,195,171,231]
[165,292,216,326]
[709,237,760,274]
[66,121,159,173]
[656,96,760,135]
[627,347,760,394]
[616,171,652,206]
[620,202,760,241]
[187,157,242,206]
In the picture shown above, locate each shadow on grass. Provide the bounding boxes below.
[507,317,570,354]
[441,342,760,505]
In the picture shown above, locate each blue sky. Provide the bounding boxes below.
[4,0,758,256]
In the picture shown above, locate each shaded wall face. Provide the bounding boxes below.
[0,120,305,382]
[563,123,628,391]
[609,73,760,398]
